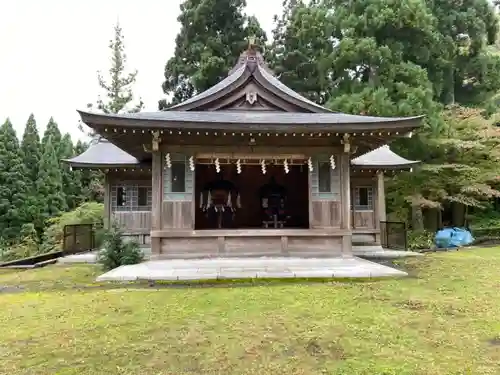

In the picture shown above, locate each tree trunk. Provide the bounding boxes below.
[411,205,424,231]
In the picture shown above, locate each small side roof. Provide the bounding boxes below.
[351,145,419,170]
[63,138,141,168]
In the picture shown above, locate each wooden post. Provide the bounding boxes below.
[151,150,163,255]
[377,171,386,222]
[340,153,351,230]
[340,152,352,256]
[103,172,111,229]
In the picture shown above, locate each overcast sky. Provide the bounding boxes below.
[0,0,283,141]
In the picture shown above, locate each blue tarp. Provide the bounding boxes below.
[434,227,474,248]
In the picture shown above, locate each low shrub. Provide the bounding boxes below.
[98,224,143,271]
[0,224,40,262]
[408,230,435,251]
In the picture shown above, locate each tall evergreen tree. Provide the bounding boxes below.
[90,22,144,115]
[36,135,67,225]
[159,0,267,108]
[20,113,41,183]
[269,0,337,105]
[425,0,500,106]
[60,133,82,209]
[20,114,44,231]
[42,117,62,157]
[0,119,30,242]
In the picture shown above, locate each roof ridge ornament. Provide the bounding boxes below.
[247,35,257,51]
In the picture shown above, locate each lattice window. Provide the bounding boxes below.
[353,186,373,211]
[111,184,152,211]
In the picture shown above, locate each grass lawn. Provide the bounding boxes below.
[1,249,500,375]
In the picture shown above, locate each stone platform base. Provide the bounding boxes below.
[96,256,407,282]
[352,245,423,259]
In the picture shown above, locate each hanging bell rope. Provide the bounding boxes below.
[284,159,289,174]
[261,159,267,174]
[307,157,313,172]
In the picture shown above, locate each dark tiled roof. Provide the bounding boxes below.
[351,145,419,169]
[63,138,140,167]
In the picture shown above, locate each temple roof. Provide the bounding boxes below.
[76,44,424,161]
[77,110,423,130]
[65,139,418,170]
[63,138,141,168]
[166,46,329,112]
[351,145,419,170]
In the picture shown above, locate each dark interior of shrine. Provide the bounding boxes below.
[194,163,309,230]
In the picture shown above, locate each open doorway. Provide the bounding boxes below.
[195,163,309,229]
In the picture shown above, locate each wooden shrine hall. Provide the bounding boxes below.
[67,44,422,259]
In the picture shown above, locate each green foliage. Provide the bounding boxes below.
[269,0,335,105]
[0,119,30,243]
[407,230,435,251]
[0,224,40,262]
[389,106,500,221]
[59,133,83,209]
[98,224,143,271]
[36,135,67,227]
[20,113,41,183]
[426,0,500,105]
[41,117,62,156]
[160,0,267,108]
[91,22,144,115]
[41,202,104,254]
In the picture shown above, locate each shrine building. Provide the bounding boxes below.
[67,44,421,258]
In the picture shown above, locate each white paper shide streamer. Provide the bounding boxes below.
[330,155,336,170]
[283,159,289,174]
[307,157,313,172]
[236,159,242,174]
[215,158,221,173]
[189,156,195,171]
[261,159,267,174]
[165,153,172,168]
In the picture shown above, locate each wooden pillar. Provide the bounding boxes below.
[103,172,111,229]
[340,152,352,256]
[340,153,351,230]
[151,150,163,255]
[377,171,386,222]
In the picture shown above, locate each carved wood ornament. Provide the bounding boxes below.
[246,91,258,105]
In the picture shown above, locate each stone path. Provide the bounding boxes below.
[96,257,407,282]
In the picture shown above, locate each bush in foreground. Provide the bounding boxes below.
[98,224,143,271]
